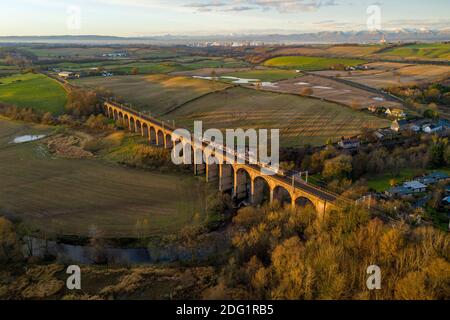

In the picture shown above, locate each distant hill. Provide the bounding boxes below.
[0,30,449,45]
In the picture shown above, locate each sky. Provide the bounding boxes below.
[0,0,449,36]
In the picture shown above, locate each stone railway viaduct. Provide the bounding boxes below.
[104,101,350,215]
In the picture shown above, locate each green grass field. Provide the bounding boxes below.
[0,73,67,114]
[222,69,300,82]
[0,119,212,238]
[0,65,21,76]
[366,169,422,192]
[73,74,232,115]
[167,86,388,147]
[52,58,248,75]
[379,43,450,61]
[21,46,116,58]
[366,167,450,192]
[263,56,367,71]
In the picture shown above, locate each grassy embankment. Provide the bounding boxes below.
[0,73,67,114]
[0,119,214,238]
[263,56,367,71]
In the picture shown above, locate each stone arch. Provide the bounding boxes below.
[220,164,234,195]
[294,196,317,212]
[253,176,271,205]
[205,150,220,182]
[135,119,142,134]
[142,122,149,139]
[113,109,118,121]
[273,185,292,207]
[157,130,165,146]
[129,117,136,132]
[123,114,129,130]
[165,134,173,149]
[235,168,251,203]
[149,127,157,144]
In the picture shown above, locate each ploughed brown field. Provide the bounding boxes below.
[313,62,450,89]
[252,74,403,110]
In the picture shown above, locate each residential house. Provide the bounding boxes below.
[386,108,406,119]
[374,128,396,140]
[102,52,127,58]
[338,138,361,150]
[419,172,450,185]
[403,181,427,193]
[442,196,450,206]
[423,123,443,134]
[58,71,79,79]
[368,105,378,113]
[421,172,450,185]
[438,119,450,129]
[386,186,412,198]
[391,119,409,132]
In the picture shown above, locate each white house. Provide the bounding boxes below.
[58,71,79,79]
[338,138,360,150]
[423,124,443,134]
[403,181,427,193]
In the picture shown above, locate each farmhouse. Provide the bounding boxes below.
[419,172,450,185]
[403,181,427,193]
[102,52,127,58]
[386,186,412,198]
[367,105,387,114]
[338,137,360,150]
[374,128,396,140]
[391,119,408,132]
[423,123,443,134]
[386,108,406,119]
[438,119,450,129]
[58,71,79,79]
[367,105,378,113]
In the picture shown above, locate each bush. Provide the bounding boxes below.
[0,218,22,263]
[66,89,100,117]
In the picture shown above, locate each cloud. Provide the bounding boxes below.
[185,0,339,13]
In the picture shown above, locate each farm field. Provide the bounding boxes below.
[169,67,252,77]
[377,43,450,61]
[269,45,384,58]
[167,86,389,147]
[221,69,300,82]
[52,58,249,75]
[0,65,21,76]
[21,46,117,58]
[73,74,232,115]
[0,119,211,238]
[0,73,67,114]
[258,74,403,110]
[313,62,450,89]
[263,56,367,71]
